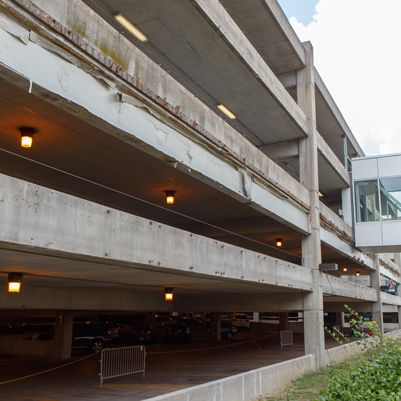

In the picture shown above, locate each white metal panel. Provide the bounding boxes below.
[355,222,382,248]
[378,155,401,178]
[382,221,401,246]
[352,158,378,180]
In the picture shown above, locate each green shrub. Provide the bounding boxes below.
[318,305,401,401]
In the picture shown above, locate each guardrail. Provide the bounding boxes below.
[280,330,293,350]
[99,345,146,388]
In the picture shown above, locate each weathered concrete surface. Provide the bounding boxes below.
[0,283,306,311]
[316,132,350,187]
[321,274,377,301]
[0,4,311,233]
[148,355,315,401]
[314,69,364,159]
[0,338,54,356]
[381,291,401,306]
[0,174,313,305]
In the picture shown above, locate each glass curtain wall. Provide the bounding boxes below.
[355,177,401,223]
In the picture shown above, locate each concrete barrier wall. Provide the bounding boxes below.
[147,330,401,401]
[0,338,54,357]
[147,355,315,401]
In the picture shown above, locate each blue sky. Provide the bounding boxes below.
[277,0,319,25]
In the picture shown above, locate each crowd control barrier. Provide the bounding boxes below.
[100,345,146,387]
[280,330,293,349]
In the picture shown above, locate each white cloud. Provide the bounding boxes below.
[289,0,401,156]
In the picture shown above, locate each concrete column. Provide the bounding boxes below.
[342,135,348,171]
[370,255,384,334]
[210,312,221,341]
[279,312,289,331]
[341,188,353,226]
[53,312,73,359]
[297,41,325,368]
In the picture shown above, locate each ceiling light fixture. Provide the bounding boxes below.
[165,288,174,301]
[8,273,23,293]
[276,238,282,247]
[217,104,236,119]
[114,13,148,42]
[19,127,36,148]
[343,267,348,272]
[356,270,360,276]
[165,190,176,204]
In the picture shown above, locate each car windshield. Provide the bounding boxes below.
[235,315,248,320]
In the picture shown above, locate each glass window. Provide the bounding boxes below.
[354,180,380,222]
[380,177,401,221]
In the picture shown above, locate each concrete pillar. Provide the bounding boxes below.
[342,135,348,171]
[53,312,74,359]
[253,312,260,323]
[370,255,384,334]
[341,188,353,226]
[210,312,221,342]
[297,41,325,368]
[279,312,289,331]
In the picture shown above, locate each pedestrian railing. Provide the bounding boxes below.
[99,345,146,387]
[280,330,293,349]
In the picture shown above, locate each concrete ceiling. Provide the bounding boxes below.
[79,0,352,207]
[0,67,366,299]
[82,0,306,148]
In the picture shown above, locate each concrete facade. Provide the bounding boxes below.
[0,0,400,392]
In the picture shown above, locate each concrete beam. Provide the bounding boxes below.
[314,69,364,158]
[259,139,299,161]
[191,0,309,135]
[0,174,313,295]
[316,132,350,187]
[321,274,377,301]
[0,6,311,233]
[0,285,305,312]
[320,225,374,270]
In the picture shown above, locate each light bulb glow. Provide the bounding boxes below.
[217,104,236,119]
[165,287,174,301]
[276,238,282,247]
[8,282,21,293]
[21,135,33,148]
[114,13,148,42]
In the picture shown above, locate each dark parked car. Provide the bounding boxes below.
[221,321,238,339]
[131,324,157,344]
[177,318,206,331]
[155,315,173,328]
[166,323,191,344]
[37,322,112,353]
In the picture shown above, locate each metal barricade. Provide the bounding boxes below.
[280,330,293,350]
[100,345,146,388]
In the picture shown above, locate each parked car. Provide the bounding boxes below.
[131,324,157,344]
[0,323,55,340]
[155,315,172,328]
[37,322,112,353]
[231,313,250,330]
[177,318,206,331]
[179,312,195,319]
[221,321,238,339]
[165,323,191,343]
